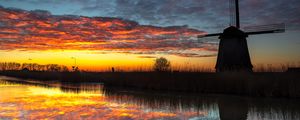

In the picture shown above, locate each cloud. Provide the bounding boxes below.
[171,53,217,58]
[0,6,218,57]
[2,0,300,32]
[238,0,300,30]
[110,0,229,32]
[137,56,157,59]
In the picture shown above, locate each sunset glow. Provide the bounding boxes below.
[1,1,300,119]
[0,0,299,71]
[0,80,212,119]
[0,5,221,71]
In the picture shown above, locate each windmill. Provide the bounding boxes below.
[198,0,285,72]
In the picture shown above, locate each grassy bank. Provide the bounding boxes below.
[0,70,300,98]
[0,70,103,82]
[102,72,300,98]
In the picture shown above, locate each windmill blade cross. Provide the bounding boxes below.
[198,23,285,39]
[243,23,285,35]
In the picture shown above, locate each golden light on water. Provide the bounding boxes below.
[0,80,210,119]
[1,78,299,120]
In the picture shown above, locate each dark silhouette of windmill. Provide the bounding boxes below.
[198,0,285,72]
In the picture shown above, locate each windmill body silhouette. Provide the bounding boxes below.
[199,0,285,72]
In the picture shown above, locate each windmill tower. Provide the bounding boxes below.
[198,0,285,72]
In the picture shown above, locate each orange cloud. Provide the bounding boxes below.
[0,6,216,57]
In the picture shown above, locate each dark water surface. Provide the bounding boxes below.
[0,76,299,120]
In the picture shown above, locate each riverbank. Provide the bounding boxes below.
[2,76,300,120]
[0,70,299,98]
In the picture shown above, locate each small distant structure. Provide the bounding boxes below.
[112,67,115,72]
[286,67,300,73]
[72,66,79,72]
[22,68,30,72]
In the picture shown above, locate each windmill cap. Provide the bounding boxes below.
[220,26,248,38]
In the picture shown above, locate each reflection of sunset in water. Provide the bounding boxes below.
[0,79,213,120]
[1,77,300,120]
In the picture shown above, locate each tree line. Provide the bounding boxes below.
[0,57,171,72]
[0,62,69,72]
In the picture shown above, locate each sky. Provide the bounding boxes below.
[0,0,299,71]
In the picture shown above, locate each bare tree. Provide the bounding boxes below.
[0,62,21,71]
[153,57,171,72]
[61,66,69,72]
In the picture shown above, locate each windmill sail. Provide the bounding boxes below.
[243,23,285,35]
[198,0,285,38]
[198,23,285,38]
[195,0,286,72]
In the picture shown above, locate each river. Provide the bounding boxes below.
[0,76,299,120]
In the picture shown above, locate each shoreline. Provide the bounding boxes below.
[0,70,300,98]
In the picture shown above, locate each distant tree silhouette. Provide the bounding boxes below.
[72,66,79,72]
[0,62,20,71]
[0,62,69,72]
[21,67,29,72]
[112,67,115,72]
[153,57,171,72]
[61,66,69,72]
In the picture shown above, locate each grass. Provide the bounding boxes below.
[102,72,300,97]
[0,70,300,98]
[0,61,300,98]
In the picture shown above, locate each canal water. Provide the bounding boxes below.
[0,76,299,120]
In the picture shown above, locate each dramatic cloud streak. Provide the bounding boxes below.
[1,0,300,33]
[0,6,217,57]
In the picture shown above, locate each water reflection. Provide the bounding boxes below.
[0,76,300,120]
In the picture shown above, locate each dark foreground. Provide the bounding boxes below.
[1,77,300,120]
[0,70,300,98]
